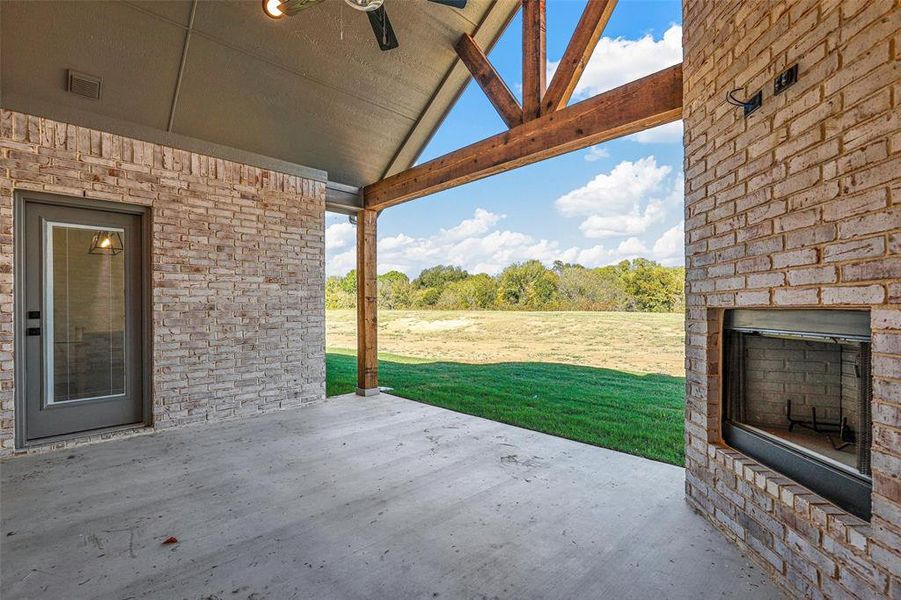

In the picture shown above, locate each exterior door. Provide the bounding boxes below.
[22,200,144,441]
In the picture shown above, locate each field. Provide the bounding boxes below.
[326,310,686,465]
[326,310,685,376]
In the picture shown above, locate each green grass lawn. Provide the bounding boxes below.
[326,349,685,466]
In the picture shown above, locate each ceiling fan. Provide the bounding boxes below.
[263,0,468,51]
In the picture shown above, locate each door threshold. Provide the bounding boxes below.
[15,422,153,456]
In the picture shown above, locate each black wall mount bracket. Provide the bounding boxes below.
[727,88,763,117]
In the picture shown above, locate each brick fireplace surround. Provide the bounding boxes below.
[682,0,899,598]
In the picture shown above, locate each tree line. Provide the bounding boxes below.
[326,259,685,313]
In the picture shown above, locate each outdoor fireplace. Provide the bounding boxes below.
[722,310,872,520]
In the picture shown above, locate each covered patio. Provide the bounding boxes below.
[1,393,780,599]
[1,0,899,598]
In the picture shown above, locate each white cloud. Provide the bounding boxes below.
[583,146,610,161]
[548,25,682,100]
[555,156,682,241]
[325,207,686,277]
[439,208,503,240]
[651,221,685,265]
[617,237,650,256]
[556,156,671,217]
[372,219,563,277]
[558,245,609,266]
[324,220,357,274]
[578,200,666,239]
[626,120,684,144]
[325,221,355,250]
[324,169,686,279]
[328,248,356,275]
[556,237,654,268]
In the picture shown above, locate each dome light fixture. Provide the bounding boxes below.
[344,0,384,11]
[262,0,284,19]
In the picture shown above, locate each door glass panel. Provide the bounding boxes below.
[45,223,126,403]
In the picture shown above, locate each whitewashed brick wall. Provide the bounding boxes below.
[0,110,326,455]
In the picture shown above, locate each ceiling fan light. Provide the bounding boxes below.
[263,0,284,19]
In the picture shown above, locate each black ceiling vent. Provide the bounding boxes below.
[67,70,101,100]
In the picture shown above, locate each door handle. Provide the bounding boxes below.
[26,327,41,336]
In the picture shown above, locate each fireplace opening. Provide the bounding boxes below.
[722,309,872,520]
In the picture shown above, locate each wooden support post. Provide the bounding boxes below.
[455,33,523,129]
[356,209,379,396]
[521,0,546,122]
[541,0,617,115]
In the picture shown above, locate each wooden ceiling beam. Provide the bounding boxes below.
[521,0,546,122]
[455,33,523,129]
[542,0,617,115]
[363,63,682,211]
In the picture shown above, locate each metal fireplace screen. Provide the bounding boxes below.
[723,309,872,520]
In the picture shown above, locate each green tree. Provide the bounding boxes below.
[412,287,442,308]
[552,260,581,275]
[496,260,559,310]
[339,270,357,294]
[436,274,498,309]
[377,271,414,309]
[325,258,684,314]
[621,259,684,312]
[668,266,686,312]
[325,275,355,308]
[413,265,470,289]
[412,265,470,307]
[557,265,629,311]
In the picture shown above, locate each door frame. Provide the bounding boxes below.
[14,190,153,449]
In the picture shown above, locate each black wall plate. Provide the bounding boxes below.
[774,64,798,95]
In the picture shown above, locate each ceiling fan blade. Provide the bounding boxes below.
[427,0,467,8]
[366,5,399,51]
[278,0,325,16]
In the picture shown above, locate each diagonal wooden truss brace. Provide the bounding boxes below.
[455,33,523,129]
[456,0,618,128]
[363,63,682,210]
[542,0,617,115]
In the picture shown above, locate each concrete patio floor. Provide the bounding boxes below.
[1,393,783,600]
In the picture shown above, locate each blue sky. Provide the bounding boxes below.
[327,0,684,277]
